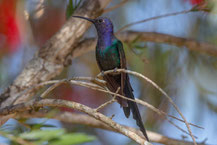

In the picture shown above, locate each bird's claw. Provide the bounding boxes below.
[111,68,119,75]
[35,96,43,102]
[110,114,115,119]
[113,67,118,73]
[101,71,105,77]
[32,96,43,111]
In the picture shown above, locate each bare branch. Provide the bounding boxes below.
[1,29,216,114]
[0,69,203,144]
[0,72,202,136]
[117,9,193,33]
[95,87,120,111]
[0,0,112,125]
[117,31,217,57]
[0,0,112,108]
[18,112,206,145]
[97,69,197,145]
[70,31,217,63]
[69,75,200,138]
[0,99,149,144]
[104,0,129,13]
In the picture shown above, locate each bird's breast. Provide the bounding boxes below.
[96,46,120,71]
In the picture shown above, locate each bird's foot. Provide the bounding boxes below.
[100,71,105,77]
[111,67,119,75]
[34,96,43,102]
[32,96,43,111]
[144,141,152,145]
[3,105,13,114]
[110,114,115,119]
[96,71,105,79]
[113,67,118,73]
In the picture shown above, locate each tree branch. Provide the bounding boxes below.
[0,1,215,135]
[70,31,217,61]
[97,69,197,144]
[1,17,216,111]
[0,99,149,144]
[0,0,112,108]
[18,111,206,145]
[118,31,217,57]
[117,9,193,33]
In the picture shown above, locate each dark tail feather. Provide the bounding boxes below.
[128,98,149,141]
[123,107,130,118]
[124,77,149,141]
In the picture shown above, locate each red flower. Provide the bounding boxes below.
[0,0,20,55]
[190,0,204,5]
[189,0,212,12]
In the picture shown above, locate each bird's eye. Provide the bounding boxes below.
[98,19,103,23]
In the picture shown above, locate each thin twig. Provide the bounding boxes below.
[117,8,193,33]
[95,97,117,112]
[168,115,203,129]
[97,69,197,145]
[71,77,106,88]
[95,87,120,111]
[0,99,150,144]
[11,80,67,105]
[68,78,196,137]
[10,77,104,105]
[3,70,202,139]
[104,0,129,13]
[8,74,202,131]
[41,80,67,98]
[17,112,207,145]
[0,131,36,145]
[0,70,202,144]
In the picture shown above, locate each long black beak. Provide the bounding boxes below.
[72,16,94,23]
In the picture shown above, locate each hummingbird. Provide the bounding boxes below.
[73,16,149,141]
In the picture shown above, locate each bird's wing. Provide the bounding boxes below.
[116,40,127,95]
[116,40,132,117]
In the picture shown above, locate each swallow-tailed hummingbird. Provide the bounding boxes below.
[73,16,149,141]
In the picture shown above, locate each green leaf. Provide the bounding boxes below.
[50,133,96,145]
[66,0,83,19]
[66,0,74,19]
[26,122,57,130]
[20,129,65,141]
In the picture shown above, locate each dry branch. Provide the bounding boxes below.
[117,9,193,32]
[0,0,112,125]
[97,69,197,145]
[2,75,200,131]
[17,112,206,145]
[0,101,206,145]
[0,2,213,142]
[1,30,216,110]
[118,31,217,57]
[0,0,112,108]
[70,31,217,61]
[1,23,216,112]
[0,99,149,144]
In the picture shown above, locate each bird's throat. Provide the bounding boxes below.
[97,31,114,49]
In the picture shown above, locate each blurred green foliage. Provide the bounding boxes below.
[0,120,95,145]
[20,129,95,145]
[66,0,83,19]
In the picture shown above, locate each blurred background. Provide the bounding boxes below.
[0,0,217,144]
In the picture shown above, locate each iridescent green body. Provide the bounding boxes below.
[96,39,121,71]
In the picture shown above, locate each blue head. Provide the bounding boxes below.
[73,16,114,37]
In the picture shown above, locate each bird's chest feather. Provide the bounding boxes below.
[96,45,120,71]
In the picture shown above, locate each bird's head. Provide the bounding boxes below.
[73,16,114,35]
